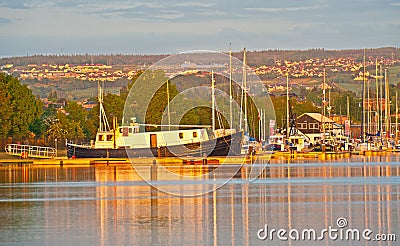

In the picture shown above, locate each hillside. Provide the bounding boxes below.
[1,47,399,67]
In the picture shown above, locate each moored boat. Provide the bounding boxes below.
[67,76,243,159]
[67,119,243,158]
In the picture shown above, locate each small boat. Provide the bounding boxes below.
[265,134,286,152]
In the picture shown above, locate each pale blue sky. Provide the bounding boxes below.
[0,0,399,57]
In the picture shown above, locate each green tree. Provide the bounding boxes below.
[0,82,12,138]
[46,112,85,140]
[29,107,57,138]
[0,73,43,138]
[145,82,179,131]
[65,101,87,124]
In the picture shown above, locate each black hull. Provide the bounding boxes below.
[67,131,243,158]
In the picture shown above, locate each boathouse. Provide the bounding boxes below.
[296,113,342,144]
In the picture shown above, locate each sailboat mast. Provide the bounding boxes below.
[380,65,384,143]
[375,58,380,135]
[243,48,248,134]
[328,88,331,118]
[347,96,351,138]
[384,68,389,145]
[362,49,366,142]
[229,45,233,129]
[98,82,110,132]
[263,109,266,142]
[396,91,398,144]
[367,69,371,135]
[286,73,290,138]
[212,70,215,131]
[259,109,262,141]
[98,83,102,131]
[322,69,326,140]
[166,79,171,130]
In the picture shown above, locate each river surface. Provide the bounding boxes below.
[0,155,399,245]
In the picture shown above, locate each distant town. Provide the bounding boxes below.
[1,55,399,82]
[0,63,137,82]
[0,47,399,112]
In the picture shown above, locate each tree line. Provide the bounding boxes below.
[2,47,398,67]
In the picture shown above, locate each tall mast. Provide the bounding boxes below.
[380,65,383,143]
[396,91,398,144]
[384,68,389,145]
[98,82,110,132]
[367,68,371,135]
[347,96,351,138]
[211,70,215,131]
[362,49,366,142]
[243,48,248,134]
[375,58,380,136]
[98,83,102,132]
[263,109,266,142]
[229,44,233,129]
[166,79,171,130]
[322,69,326,141]
[259,109,262,141]
[286,73,290,138]
[328,88,331,118]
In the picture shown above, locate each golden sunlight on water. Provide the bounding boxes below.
[0,155,399,245]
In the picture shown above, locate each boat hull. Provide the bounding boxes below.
[67,131,243,158]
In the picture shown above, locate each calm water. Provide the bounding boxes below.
[0,155,399,245]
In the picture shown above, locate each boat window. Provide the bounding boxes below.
[106,135,113,141]
[98,134,104,141]
[122,128,128,136]
[134,127,139,133]
[179,133,184,139]
[119,128,123,133]
[129,128,133,133]
[193,132,197,138]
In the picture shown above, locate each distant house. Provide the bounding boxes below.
[296,113,343,144]
[330,114,348,125]
[81,101,97,110]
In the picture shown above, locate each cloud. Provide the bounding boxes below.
[245,5,328,12]
[0,17,11,23]
[0,0,55,9]
[84,1,221,22]
[0,0,398,57]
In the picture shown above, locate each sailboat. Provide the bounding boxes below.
[238,48,261,155]
[266,73,309,153]
[67,78,243,159]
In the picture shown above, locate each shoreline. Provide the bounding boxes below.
[0,150,398,167]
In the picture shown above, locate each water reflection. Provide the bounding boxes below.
[0,156,399,245]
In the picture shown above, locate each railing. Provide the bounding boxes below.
[5,144,57,159]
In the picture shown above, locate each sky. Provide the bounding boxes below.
[0,0,399,57]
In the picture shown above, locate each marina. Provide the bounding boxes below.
[0,0,399,245]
